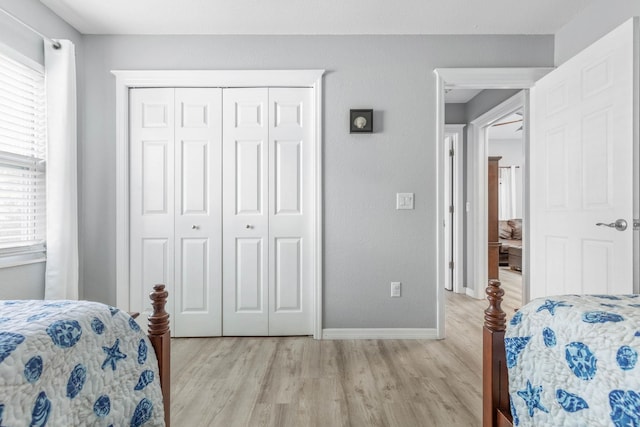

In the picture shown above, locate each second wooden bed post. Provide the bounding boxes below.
[483,279,511,427]
[149,284,171,427]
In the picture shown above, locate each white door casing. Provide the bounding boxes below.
[129,88,176,325]
[530,19,638,297]
[222,88,313,336]
[174,88,223,336]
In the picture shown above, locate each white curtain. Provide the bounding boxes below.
[44,40,78,300]
[498,166,517,220]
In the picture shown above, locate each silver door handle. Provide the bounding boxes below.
[596,219,627,231]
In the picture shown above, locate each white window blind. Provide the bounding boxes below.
[0,51,46,257]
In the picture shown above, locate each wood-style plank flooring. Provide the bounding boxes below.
[170,276,521,427]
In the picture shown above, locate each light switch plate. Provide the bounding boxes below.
[396,193,414,210]
[391,282,401,297]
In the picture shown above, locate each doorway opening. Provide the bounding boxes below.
[487,107,525,311]
[434,68,552,338]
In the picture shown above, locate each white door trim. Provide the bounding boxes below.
[434,67,552,339]
[444,124,465,294]
[112,69,325,339]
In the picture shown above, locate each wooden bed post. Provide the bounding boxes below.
[149,284,171,427]
[483,279,512,427]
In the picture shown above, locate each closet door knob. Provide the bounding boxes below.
[246,225,253,229]
[192,225,199,230]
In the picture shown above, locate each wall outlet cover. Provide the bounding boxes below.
[396,193,414,210]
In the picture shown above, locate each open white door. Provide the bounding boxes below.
[530,18,638,298]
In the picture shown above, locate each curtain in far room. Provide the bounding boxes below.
[44,40,78,300]
[498,166,517,220]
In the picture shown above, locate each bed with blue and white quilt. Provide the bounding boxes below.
[0,300,165,426]
[506,295,640,427]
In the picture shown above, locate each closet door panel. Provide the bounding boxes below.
[274,237,302,311]
[130,88,175,325]
[268,88,313,335]
[174,88,222,337]
[223,88,269,336]
[235,140,264,214]
[235,237,265,311]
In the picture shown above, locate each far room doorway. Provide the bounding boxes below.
[487,106,525,310]
[442,89,526,317]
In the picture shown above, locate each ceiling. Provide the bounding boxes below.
[40,0,595,35]
[489,112,523,140]
[444,89,482,103]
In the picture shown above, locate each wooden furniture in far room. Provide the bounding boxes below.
[487,156,502,280]
[508,246,522,271]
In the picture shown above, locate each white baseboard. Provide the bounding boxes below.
[321,328,438,340]
[466,287,483,299]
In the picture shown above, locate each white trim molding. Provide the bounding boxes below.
[433,67,553,339]
[322,328,438,340]
[112,69,325,339]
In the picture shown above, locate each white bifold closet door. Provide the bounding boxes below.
[130,88,223,337]
[222,88,313,336]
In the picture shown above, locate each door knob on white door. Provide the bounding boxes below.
[596,219,627,231]
[192,225,199,230]
[245,225,253,229]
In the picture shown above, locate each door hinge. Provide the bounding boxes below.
[449,261,454,269]
[634,219,639,231]
[449,205,454,213]
[449,148,454,156]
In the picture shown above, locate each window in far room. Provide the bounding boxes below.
[0,48,46,267]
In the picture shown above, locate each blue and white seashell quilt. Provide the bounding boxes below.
[0,300,165,426]
[506,295,640,427]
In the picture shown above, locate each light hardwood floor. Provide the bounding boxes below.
[170,278,521,427]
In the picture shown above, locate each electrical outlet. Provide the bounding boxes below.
[391,282,401,297]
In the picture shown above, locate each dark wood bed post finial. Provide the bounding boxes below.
[149,284,170,427]
[483,279,512,427]
[485,279,507,332]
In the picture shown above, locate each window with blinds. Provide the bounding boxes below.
[0,50,46,260]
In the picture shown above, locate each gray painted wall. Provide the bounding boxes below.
[445,104,466,124]
[465,90,521,123]
[81,35,553,328]
[0,0,82,299]
[554,0,640,65]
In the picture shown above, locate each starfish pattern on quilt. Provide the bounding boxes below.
[517,380,549,417]
[101,339,127,371]
[536,299,572,316]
